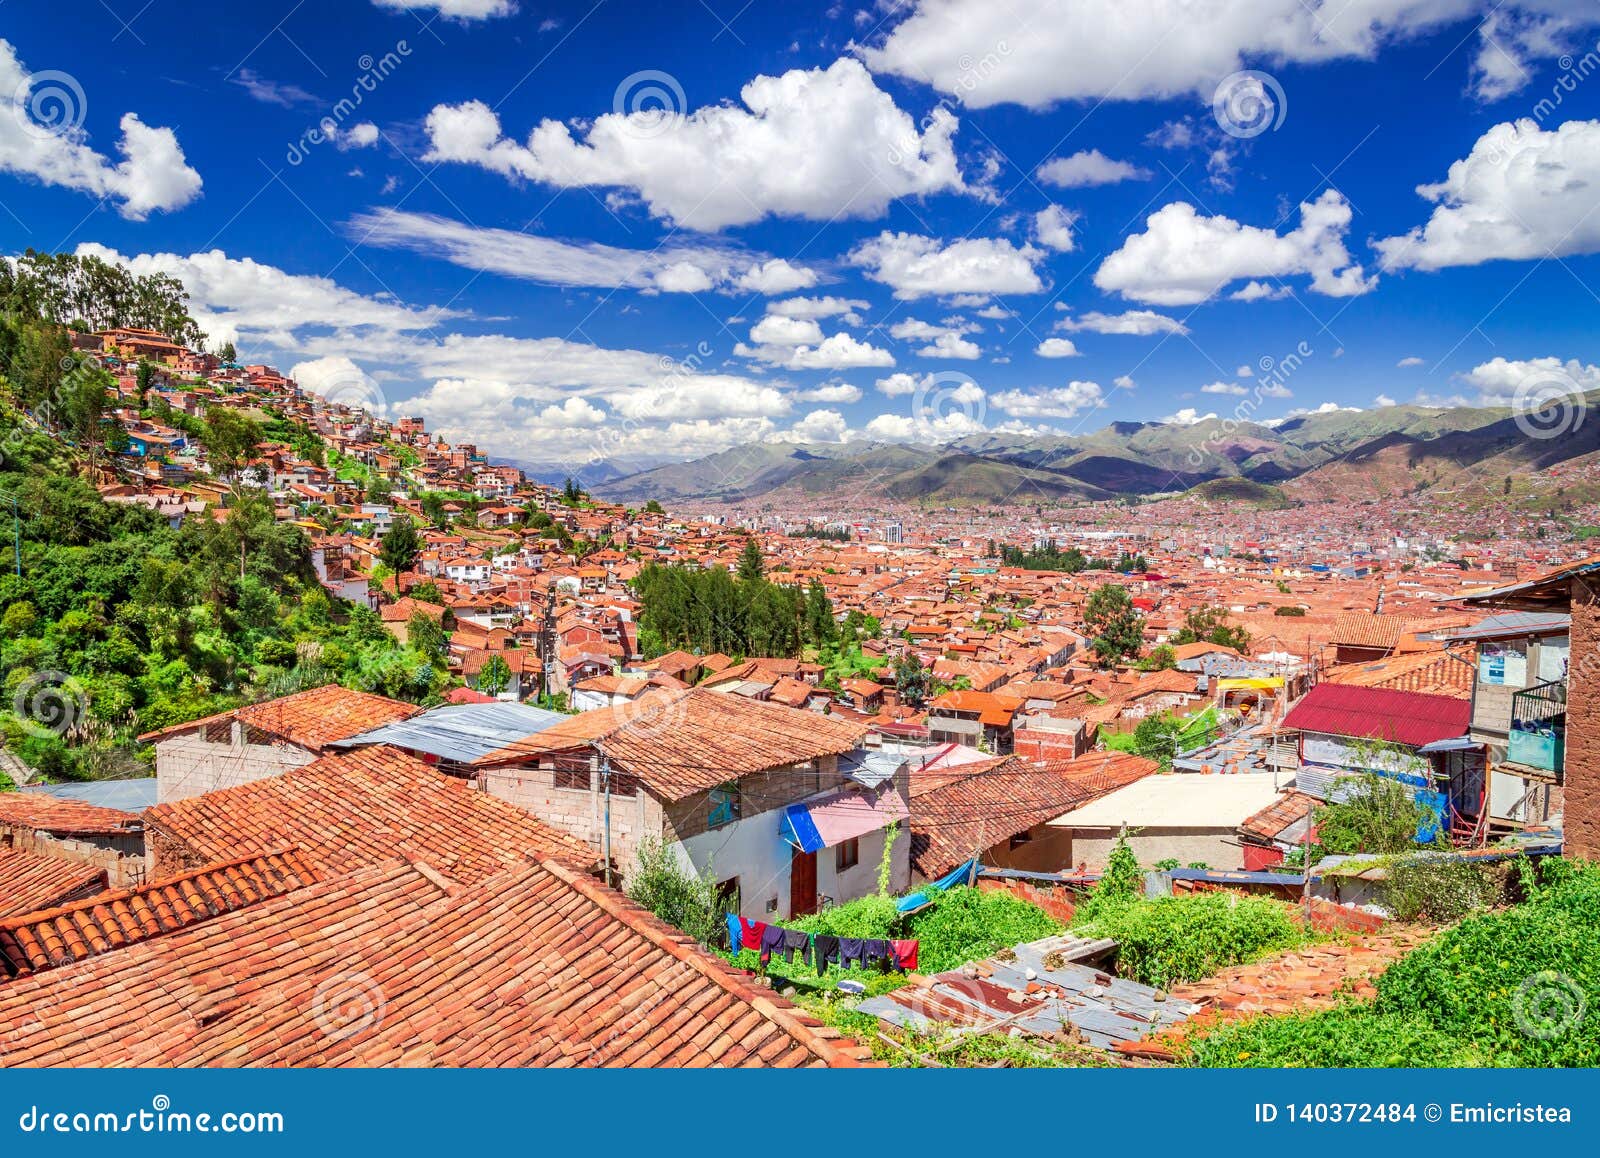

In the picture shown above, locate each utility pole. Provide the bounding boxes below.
[601,752,613,890]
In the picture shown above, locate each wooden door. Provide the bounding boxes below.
[789,848,818,918]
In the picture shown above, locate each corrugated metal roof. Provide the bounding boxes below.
[1279,683,1470,749]
[22,779,158,813]
[334,701,569,763]
[858,933,1198,1051]
[1436,611,1570,641]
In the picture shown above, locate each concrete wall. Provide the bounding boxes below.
[481,752,911,920]
[479,759,660,882]
[154,726,317,804]
[3,826,143,888]
[1065,826,1242,872]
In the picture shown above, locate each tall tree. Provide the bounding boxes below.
[379,514,422,582]
[736,538,765,583]
[1173,605,1251,653]
[1083,583,1145,666]
[202,406,264,478]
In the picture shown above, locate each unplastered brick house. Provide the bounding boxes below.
[470,687,911,920]
[141,684,419,804]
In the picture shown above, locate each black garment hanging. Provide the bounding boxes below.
[813,934,841,976]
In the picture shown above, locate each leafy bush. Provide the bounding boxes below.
[1315,771,1442,855]
[906,887,1061,973]
[1186,859,1600,1067]
[1380,853,1500,922]
[625,836,724,948]
[1075,892,1312,989]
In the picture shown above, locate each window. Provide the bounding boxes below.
[715,876,740,912]
[708,782,741,829]
[554,767,590,791]
[835,837,860,872]
[1009,831,1034,850]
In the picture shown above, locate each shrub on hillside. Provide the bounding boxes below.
[1075,891,1312,989]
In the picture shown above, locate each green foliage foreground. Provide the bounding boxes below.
[1185,859,1600,1067]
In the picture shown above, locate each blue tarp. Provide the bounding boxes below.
[780,804,825,853]
[896,858,976,911]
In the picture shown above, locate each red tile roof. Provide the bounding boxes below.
[143,745,594,882]
[0,848,107,919]
[474,687,867,801]
[908,751,1156,878]
[0,846,319,978]
[1279,683,1471,748]
[0,794,141,837]
[0,855,874,1067]
[139,684,420,752]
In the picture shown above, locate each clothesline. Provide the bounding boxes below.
[725,914,918,976]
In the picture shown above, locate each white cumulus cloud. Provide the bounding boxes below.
[850,231,1043,299]
[1096,190,1376,305]
[421,57,965,230]
[0,39,202,219]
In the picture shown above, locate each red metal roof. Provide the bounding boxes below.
[1280,683,1470,748]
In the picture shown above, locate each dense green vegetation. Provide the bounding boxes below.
[1069,836,1312,988]
[989,539,1147,573]
[1172,604,1251,652]
[1083,582,1146,664]
[1186,859,1600,1067]
[633,557,836,659]
[0,304,448,784]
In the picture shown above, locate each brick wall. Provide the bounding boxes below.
[977,877,1079,923]
[1564,578,1600,860]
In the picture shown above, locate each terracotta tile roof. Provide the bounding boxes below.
[0,847,319,978]
[0,855,875,1067]
[908,751,1156,878]
[143,745,594,883]
[1329,613,1411,651]
[474,687,867,801]
[0,848,107,919]
[0,794,141,837]
[1319,650,1472,698]
[1237,790,1317,844]
[139,684,420,752]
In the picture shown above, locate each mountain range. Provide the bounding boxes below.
[590,396,1598,506]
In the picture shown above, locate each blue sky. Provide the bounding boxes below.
[3,0,1600,471]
